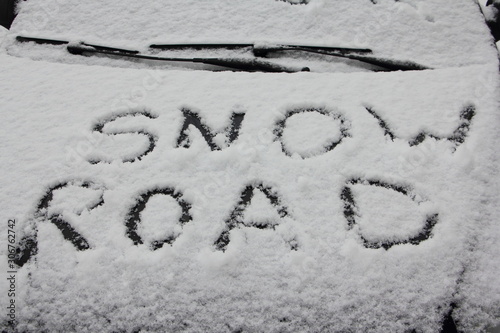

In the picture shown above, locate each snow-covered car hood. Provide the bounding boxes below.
[1,55,499,332]
[1,0,499,332]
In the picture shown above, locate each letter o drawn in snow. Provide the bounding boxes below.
[126,187,192,250]
[274,107,350,158]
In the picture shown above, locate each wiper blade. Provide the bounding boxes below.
[16,36,68,46]
[66,43,310,73]
[150,43,254,50]
[16,36,139,54]
[339,53,430,71]
[150,42,372,54]
[253,45,430,71]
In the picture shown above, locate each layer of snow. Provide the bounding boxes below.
[0,52,498,332]
[0,25,8,51]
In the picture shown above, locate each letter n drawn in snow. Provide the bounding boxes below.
[214,183,297,252]
[176,107,245,150]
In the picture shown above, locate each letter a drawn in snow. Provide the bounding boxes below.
[214,183,297,252]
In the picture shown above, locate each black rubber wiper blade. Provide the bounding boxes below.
[341,53,430,71]
[150,42,372,54]
[150,43,254,50]
[16,35,140,54]
[16,36,68,46]
[67,43,309,73]
[255,45,430,71]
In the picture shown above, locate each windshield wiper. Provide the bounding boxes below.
[150,42,429,71]
[252,45,430,71]
[66,43,309,73]
[16,36,309,73]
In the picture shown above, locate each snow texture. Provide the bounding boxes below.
[0,0,499,332]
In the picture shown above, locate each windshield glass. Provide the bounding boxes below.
[5,0,498,72]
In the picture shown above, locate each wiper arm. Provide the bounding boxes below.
[253,45,430,71]
[66,43,310,73]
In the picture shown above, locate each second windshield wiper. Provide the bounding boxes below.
[253,45,430,71]
[151,42,430,71]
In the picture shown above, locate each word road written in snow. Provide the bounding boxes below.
[16,103,475,267]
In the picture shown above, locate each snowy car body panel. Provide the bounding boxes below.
[1,1,499,332]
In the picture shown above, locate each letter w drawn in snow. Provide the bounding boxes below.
[365,104,475,151]
[176,108,245,150]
